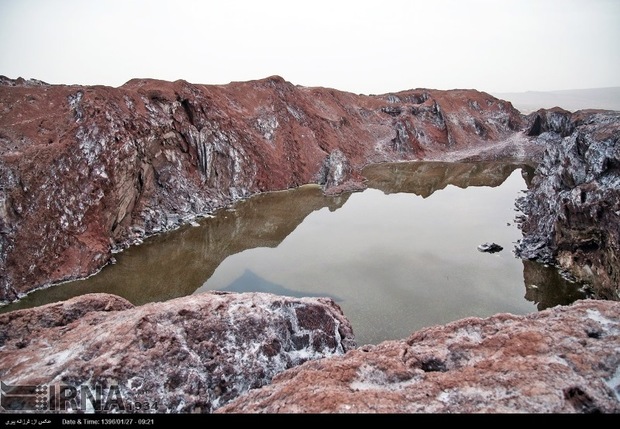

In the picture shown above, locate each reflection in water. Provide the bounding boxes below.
[1,185,350,312]
[220,269,342,302]
[1,162,584,346]
[196,161,582,345]
[362,161,536,197]
[522,260,587,310]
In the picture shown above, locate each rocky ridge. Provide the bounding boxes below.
[1,292,618,414]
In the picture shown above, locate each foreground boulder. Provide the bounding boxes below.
[0,292,355,413]
[218,299,620,413]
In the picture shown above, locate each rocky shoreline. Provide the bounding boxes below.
[1,76,619,413]
[516,108,620,300]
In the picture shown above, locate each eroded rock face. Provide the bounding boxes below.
[516,109,620,300]
[0,76,527,302]
[217,299,620,413]
[0,292,355,413]
[526,107,574,137]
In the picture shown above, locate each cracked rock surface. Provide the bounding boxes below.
[218,299,620,413]
[0,292,355,413]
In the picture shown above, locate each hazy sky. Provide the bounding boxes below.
[1,0,618,94]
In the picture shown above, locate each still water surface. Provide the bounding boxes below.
[2,162,585,345]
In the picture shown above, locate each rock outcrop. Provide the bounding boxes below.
[516,109,620,300]
[218,299,620,413]
[526,107,574,137]
[0,292,355,413]
[0,76,528,303]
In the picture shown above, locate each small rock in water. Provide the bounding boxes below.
[478,242,503,253]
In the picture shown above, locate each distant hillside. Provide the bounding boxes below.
[492,87,620,114]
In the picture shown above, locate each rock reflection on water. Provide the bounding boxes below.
[522,260,587,311]
[1,185,350,312]
[362,161,536,197]
[219,268,342,302]
[196,161,583,345]
[1,162,585,346]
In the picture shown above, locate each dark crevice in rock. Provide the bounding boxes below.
[180,99,196,127]
[563,386,602,414]
[419,358,448,372]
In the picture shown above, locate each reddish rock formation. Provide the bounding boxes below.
[0,292,355,413]
[218,299,620,413]
[0,75,528,303]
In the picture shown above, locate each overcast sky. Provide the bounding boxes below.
[1,0,619,94]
